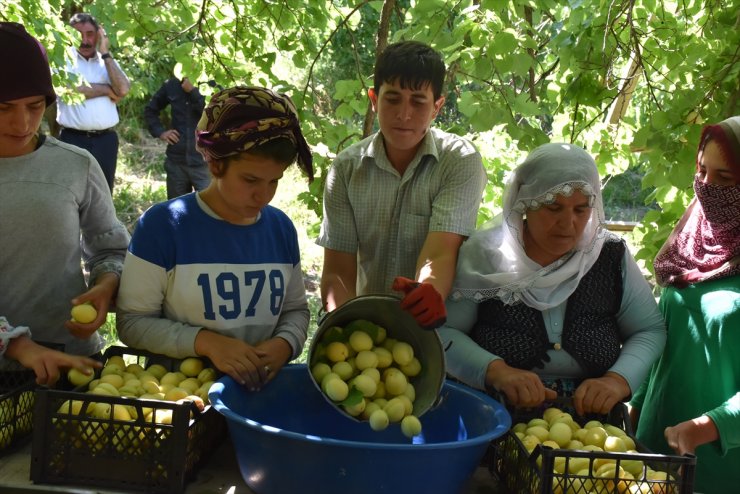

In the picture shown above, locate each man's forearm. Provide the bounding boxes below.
[104,58,130,97]
[416,255,457,300]
[77,82,114,99]
[321,275,355,312]
[415,232,464,300]
[320,249,357,311]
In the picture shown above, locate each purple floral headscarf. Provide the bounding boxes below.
[196,86,313,181]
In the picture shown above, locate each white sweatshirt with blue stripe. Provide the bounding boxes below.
[116,193,309,360]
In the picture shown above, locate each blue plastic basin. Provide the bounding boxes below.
[209,364,511,494]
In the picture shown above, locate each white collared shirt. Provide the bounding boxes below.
[56,49,120,131]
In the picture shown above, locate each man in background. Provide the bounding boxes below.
[144,75,210,198]
[56,12,130,192]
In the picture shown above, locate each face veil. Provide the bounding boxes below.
[654,116,740,287]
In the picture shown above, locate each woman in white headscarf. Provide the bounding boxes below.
[439,142,666,416]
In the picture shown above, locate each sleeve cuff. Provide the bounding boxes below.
[90,261,123,285]
[0,316,32,358]
[608,353,649,395]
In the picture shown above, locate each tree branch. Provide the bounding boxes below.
[524,6,537,102]
[302,1,370,100]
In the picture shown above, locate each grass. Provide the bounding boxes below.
[102,136,323,363]
[114,137,168,231]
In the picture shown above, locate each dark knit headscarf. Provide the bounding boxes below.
[196,86,314,181]
[0,22,56,106]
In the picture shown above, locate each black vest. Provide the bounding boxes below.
[470,237,625,377]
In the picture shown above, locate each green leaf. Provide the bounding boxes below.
[651,111,671,130]
[321,326,346,344]
[343,320,379,342]
[481,0,509,11]
[511,93,539,116]
[631,126,651,151]
[349,98,369,115]
[334,79,363,101]
[470,25,491,47]
[368,1,384,13]
[411,0,447,13]
[457,92,480,118]
[491,31,518,55]
[495,54,514,73]
[173,42,193,63]
[335,102,355,120]
[510,53,533,78]
[292,52,307,69]
[277,36,293,51]
[340,387,364,407]
[473,57,494,80]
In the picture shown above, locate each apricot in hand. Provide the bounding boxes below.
[71,303,97,324]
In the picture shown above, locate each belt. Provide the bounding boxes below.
[62,127,114,137]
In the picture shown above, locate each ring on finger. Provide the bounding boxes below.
[264,365,271,374]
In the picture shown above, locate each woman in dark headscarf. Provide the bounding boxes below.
[0,22,128,385]
[631,116,740,494]
[117,86,314,391]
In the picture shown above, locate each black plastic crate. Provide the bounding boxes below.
[0,366,36,455]
[489,398,696,494]
[30,346,226,493]
[0,341,66,455]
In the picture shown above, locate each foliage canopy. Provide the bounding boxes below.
[3,0,739,276]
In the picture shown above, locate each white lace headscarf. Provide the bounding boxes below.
[451,143,608,310]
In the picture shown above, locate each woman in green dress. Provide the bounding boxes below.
[630,116,740,494]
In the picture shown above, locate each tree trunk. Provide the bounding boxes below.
[362,0,396,138]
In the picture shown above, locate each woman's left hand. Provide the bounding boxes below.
[64,272,119,339]
[573,372,630,416]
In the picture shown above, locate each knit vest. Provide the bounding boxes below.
[470,238,625,377]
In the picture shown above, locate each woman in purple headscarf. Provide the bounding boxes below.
[117,86,314,391]
[630,116,740,494]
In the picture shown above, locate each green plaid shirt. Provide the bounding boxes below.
[318,127,486,296]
